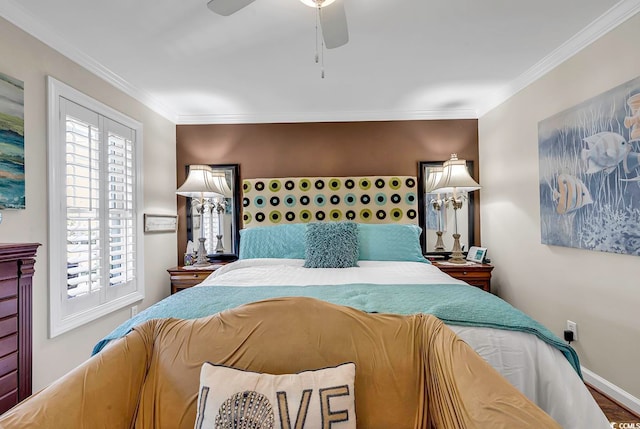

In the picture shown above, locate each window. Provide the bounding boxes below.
[47,77,144,337]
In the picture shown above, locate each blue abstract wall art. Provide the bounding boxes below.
[0,72,25,209]
[539,75,640,256]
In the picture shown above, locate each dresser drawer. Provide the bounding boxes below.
[168,267,219,294]
[171,271,211,283]
[0,261,18,282]
[0,299,17,319]
[464,279,491,291]
[0,279,17,300]
[452,270,491,281]
[446,269,491,291]
[0,334,17,358]
[0,370,17,397]
[0,317,17,338]
[0,353,17,378]
[170,271,211,288]
[0,389,17,414]
[432,262,494,293]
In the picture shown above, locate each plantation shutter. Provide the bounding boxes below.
[61,99,137,316]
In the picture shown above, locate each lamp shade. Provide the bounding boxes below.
[176,165,223,198]
[432,154,481,193]
[424,166,444,193]
[208,170,233,198]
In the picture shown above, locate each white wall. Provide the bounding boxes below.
[0,17,177,390]
[479,12,640,400]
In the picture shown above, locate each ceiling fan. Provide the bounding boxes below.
[206,0,349,49]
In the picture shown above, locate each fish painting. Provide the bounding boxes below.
[553,174,593,215]
[624,93,640,142]
[539,75,640,256]
[581,132,631,174]
[623,233,640,254]
[620,152,640,182]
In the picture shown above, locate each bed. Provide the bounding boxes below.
[96,175,609,428]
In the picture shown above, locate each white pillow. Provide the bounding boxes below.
[194,362,356,429]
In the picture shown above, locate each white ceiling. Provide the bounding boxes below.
[2,0,639,124]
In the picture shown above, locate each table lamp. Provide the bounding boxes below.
[176,165,222,266]
[432,154,481,263]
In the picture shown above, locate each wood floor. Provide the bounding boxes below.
[589,384,640,424]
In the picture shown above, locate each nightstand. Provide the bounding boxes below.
[432,261,494,292]
[167,264,226,294]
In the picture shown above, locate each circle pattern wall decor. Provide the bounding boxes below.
[242,176,419,227]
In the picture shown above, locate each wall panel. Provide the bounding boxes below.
[176,120,479,260]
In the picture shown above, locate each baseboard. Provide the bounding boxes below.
[583,366,640,416]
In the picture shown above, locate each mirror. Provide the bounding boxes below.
[186,164,240,261]
[418,161,475,255]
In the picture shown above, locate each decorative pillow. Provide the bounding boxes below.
[357,224,429,263]
[304,222,359,268]
[194,362,356,429]
[239,224,306,259]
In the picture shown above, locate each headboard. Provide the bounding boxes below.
[242,176,418,227]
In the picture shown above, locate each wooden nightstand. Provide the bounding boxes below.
[432,261,494,292]
[167,264,226,294]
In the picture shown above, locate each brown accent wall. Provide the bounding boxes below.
[176,120,479,261]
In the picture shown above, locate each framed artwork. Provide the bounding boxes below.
[0,72,25,209]
[466,246,487,263]
[538,75,640,256]
[144,214,178,233]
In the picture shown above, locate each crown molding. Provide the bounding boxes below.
[1,0,472,125]
[3,0,638,124]
[0,0,178,123]
[477,0,640,117]
[176,108,479,125]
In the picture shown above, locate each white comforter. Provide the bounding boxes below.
[201,259,609,428]
[202,258,465,286]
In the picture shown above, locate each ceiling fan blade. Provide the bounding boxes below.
[320,0,349,49]
[207,0,256,16]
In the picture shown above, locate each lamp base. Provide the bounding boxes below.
[448,233,466,264]
[194,237,209,266]
[215,234,224,253]
[434,231,445,252]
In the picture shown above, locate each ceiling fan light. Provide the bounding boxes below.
[299,0,338,8]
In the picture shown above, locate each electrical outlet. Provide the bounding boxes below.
[566,320,578,341]
[131,305,138,317]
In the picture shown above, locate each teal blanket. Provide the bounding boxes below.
[92,283,581,376]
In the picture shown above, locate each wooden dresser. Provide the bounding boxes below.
[0,243,40,414]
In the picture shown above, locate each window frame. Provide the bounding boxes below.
[47,76,144,338]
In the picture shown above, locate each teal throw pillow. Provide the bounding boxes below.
[304,222,359,268]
